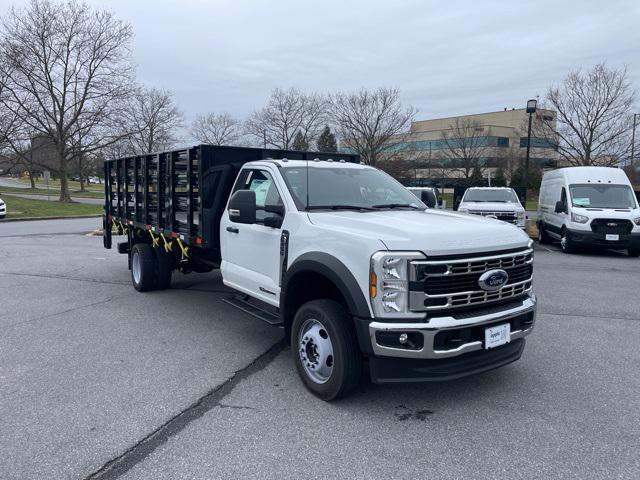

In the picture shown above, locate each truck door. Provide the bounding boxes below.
[221,168,285,306]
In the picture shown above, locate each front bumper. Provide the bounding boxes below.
[355,294,536,382]
[567,228,640,249]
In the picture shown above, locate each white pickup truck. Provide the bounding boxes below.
[458,187,527,229]
[104,146,537,400]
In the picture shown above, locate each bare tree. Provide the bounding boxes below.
[123,87,183,154]
[0,0,134,201]
[439,117,493,180]
[191,112,241,146]
[537,63,635,167]
[330,87,416,167]
[245,88,328,149]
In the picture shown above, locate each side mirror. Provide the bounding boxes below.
[555,201,565,214]
[228,190,256,224]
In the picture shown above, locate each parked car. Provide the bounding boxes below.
[104,145,537,400]
[88,176,102,184]
[457,187,526,229]
[537,166,640,256]
[0,196,6,218]
[407,187,442,208]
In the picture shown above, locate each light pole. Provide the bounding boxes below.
[524,99,537,195]
[632,113,638,169]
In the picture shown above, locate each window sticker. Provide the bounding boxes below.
[573,197,590,207]
[250,178,271,206]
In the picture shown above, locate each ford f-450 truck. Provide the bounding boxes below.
[104,145,536,400]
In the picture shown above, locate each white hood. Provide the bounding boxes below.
[308,209,530,256]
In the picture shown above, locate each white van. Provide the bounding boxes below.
[537,166,640,256]
[458,187,526,229]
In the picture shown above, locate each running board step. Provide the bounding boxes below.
[222,295,283,327]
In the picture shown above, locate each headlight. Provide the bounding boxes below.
[517,211,526,226]
[634,217,640,226]
[370,251,425,318]
[571,212,589,224]
[458,207,468,213]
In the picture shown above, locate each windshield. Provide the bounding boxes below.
[569,184,637,209]
[462,189,518,203]
[281,166,425,211]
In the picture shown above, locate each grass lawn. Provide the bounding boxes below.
[0,185,104,199]
[0,194,102,220]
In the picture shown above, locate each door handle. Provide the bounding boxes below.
[226,226,239,234]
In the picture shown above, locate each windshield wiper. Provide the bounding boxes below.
[371,203,423,210]
[306,205,375,211]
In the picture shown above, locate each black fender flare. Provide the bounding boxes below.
[281,252,372,320]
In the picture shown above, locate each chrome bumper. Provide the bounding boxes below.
[368,294,536,359]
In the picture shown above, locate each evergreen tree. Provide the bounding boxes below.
[292,130,309,151]
[469,165,484,186]
[316,125,338,153]
[492,167,508,187]
[510,164,542,191]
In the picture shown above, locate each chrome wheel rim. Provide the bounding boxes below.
[132,251,141,284]
[298,319,334,384]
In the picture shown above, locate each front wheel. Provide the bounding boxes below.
[291,300,362,401]
[560,230,574,254]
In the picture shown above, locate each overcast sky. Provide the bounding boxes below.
[2,0,639,124]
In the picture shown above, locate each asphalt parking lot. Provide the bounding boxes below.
[1,218,639,480]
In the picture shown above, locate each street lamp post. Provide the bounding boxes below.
[524,99,537,196]
[631,113,638,169]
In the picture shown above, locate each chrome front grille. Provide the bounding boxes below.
[468,210,517,223]
[409,248,534,311]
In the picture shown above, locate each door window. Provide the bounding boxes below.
[234,169,284,222]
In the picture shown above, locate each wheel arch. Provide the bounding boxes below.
[281,252,371,342]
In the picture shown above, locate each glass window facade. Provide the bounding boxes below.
[519,137,558,149]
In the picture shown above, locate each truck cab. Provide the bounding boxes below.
[220,159,536,399]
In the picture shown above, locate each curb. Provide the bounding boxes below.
[0,214,102,223]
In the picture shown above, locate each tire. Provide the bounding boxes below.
[131,243,156,292]
[628,248,640,257]
[560,229,574,254]
[291,299,362,401]
[154,247,173,290]
[537,222,550,244]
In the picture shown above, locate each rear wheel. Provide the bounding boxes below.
[560,229,574,254]
[131,243,156,291]
[291,300,362,401]
[537,222,550,244]
[628,248,640,257]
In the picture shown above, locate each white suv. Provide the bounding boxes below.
[458,187,526,229]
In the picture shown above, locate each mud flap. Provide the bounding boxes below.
[103,215,112,249]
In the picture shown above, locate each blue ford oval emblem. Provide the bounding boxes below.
[478,269,509,291]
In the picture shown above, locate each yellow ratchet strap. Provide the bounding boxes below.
[176,237,189,259]
[160,233,173,253]
[149,230,160,248]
